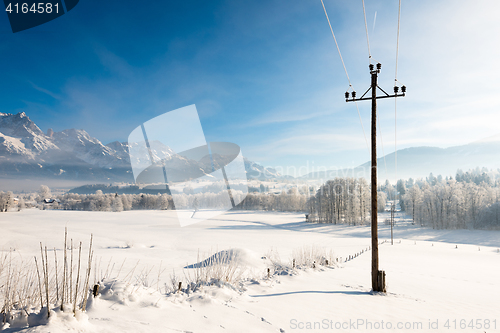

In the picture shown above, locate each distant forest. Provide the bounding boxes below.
[307,168,500,230]
[1,168,499,230]
[398,168,500,230]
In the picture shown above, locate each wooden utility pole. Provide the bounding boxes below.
[391,202,395,245]
[369,65,379,292]
[346,63,405,292]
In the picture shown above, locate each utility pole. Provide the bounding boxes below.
[391,202,395,245]
[345,63,405,292]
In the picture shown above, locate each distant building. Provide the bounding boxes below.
[43,198,60,204]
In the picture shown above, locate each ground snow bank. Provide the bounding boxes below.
[1,210,499,333]
[184,248,264,270]
[1,308,90,333]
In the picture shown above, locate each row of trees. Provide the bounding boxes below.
[56,191,172,212]
[402,179,500,229]
[235,187,307,211]
[7,167,500,230]
[306,169,500,230]
[38,188,309,213]
[306,178,386,225]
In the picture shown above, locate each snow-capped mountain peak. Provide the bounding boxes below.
[0,112,58,154]
[0,111,45,138]
[0,112,281,183]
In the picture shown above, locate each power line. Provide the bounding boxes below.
[320,0,369,150]
[395,98,398,184]
[394,0,402,83]
[320,0,351,86]
[362,0,372,63]
[395,0,401,185]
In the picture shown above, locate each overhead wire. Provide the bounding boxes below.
[394,0,401,199]
[320,0,350,85]
[394,0,401,86]
[362,0,372,64]
[320,0,369,151]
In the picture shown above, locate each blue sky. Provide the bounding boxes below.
[1,0,500,176]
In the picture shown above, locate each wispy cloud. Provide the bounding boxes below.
[246,89,341,126]
[28,81,61,100]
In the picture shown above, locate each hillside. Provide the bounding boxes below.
[301,143,500,181]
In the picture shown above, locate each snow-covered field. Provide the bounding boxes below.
[1,209,499,332]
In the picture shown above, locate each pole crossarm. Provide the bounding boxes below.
[346,93,405,102]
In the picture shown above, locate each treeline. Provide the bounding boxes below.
[400,170,500,230]
[45,191,231,212]
[55,191,171,211]
[7,167,500,230]
[306,178,386,225]
[234,187,308,211]
[305,168,500,230]
[34,187,309,212]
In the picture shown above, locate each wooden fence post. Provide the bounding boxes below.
[92,284,99,297]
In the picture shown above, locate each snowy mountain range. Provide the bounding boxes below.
[0,112,281,188]
[4,111,497,189]
[0,112,132,182]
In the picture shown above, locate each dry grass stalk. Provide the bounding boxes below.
[73,242,82,315]
[70,239,73,305]
[81,234,94,311]
[54,247,59,304]
[34,256,43,310]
